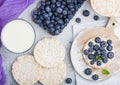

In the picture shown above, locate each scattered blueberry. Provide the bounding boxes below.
[107,52,114,59]
[83,10,90,17]
[92,74,99,80]
[97,61,102,66]
[84,68,92,75]
[66,78,72,84]
[107,40,112,45]
[76,18,81,23]
[84,49,89,55]
[107,45,113,51]
[93,15,99,21]
[95,37,101,43]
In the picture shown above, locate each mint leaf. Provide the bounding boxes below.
[102,69,110,75]
[95,55,102,60]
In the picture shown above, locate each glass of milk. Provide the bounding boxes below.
[1,19,35,53]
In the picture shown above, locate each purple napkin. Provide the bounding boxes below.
[0,0,5,7]
[0,0,35,46]
[0,55,6,85]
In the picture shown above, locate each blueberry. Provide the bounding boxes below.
[54,30,60,35]
[48,28,55,33]
[32,14,37,19]
[92,74,99,80]
[88,54,95,59]
[41,1,45,6]
[43,13,49,19]
[51,0,56,3]
[107,45,113,51]
[63,10,68,15]
[88,47,94,52]
[101,50,106,55]
[51,4,56,8]
[65,19,69,23]
[107,52,114,59]
[84,68,92,75]
[45,1,50,5]
[107,40,112,45]
[76,18,81,23]
[56,1,61,7]
[68,14,73,19]
[97,61,102,66]
[93,15,99,21]
[90,60,95,65]
[58,19,64,24]
[99,47,105,51]
[48,12,52,16]
[102,58,108,63]
[66,78,72,84]
[96,50,101,55]
[45,6,51,12]
[88,42,94,47]
[83,10,90,17]
[55,25,60,30]
[57,7,63,13]
[100,41,107,47]
[101,54,106,59]
[95,37,101,43]
[68,4,74,9]
[93,45,99,51]
[77,4,81,8]
[33,10,38,15]
[84,49,89,55]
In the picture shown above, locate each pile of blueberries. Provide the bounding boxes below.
[84,37,114,66]
[32,0,86,35]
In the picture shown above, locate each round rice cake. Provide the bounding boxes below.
[34,37,65,68]
[12,55,40,85]
[91,0,120,17]
[39,62,67,85]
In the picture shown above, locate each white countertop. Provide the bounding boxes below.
[0,0,107,85]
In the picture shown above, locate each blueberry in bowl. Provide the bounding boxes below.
[31,0,86,35]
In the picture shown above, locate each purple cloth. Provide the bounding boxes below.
[0,0,5,7]
[0,0,35,46]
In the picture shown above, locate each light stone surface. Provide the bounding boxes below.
[0,0,106,85]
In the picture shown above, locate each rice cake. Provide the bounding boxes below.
[38,62,67,85]
[12,55,40,85]
[91,0,120,17]
[34,38,65,68]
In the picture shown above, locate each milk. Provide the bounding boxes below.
[1,20,35,53]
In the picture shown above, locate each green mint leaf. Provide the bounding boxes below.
[102,69,110,75]
[95,55,102,60]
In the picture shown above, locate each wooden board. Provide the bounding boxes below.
[71,18,120,81]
